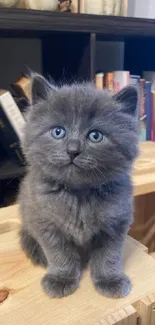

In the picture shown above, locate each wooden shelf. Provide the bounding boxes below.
[1,8,155,38]
[133,142,155,196]
[1,205,155,324]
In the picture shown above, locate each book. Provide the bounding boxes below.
[0,90,26,140]
[128,0,149,18]
[145,81,152,141]
[143,71,155,91]
[0,116,24,165]
[139,79,146,141]
[128,1,155,19]
[151,91,155,141]
[71,0,79,12]
[94,69,154,141]
[113,71,130,91]
[11,76,32,102]
[130,75,140,86]
[0,90,26,165]
[105,72,114,92]
[84,0,103,14]
[84,0,127,15]
[121,0,128,16]
[95,73,104,90]
[130,75,140,92]
[79,0,85,13]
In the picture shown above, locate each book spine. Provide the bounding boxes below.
[0,107,25,165]
[151,92,155,142]
[145,81,152,141]
[71,0,79,12]
[151,92,154,141]
[153,92,155,141]
[105,72,114,92]
[0,91,25,140]
[130,75,140,86]
[139,79,146,141]
[79,0,85,13]
[95,73,104,90]
[113,71,130,91]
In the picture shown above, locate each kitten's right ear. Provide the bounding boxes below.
[30,73,56,104]
[113,85,138,117]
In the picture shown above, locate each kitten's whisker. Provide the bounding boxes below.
[97,164,123,183]
[93,167,112,196]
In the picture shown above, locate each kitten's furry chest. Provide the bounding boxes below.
[26,175,130,247]
[45,187,105,246]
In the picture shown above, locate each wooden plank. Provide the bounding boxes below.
[131,192,155,252]
[133,142,155,176]
[133,172,155,196]
[133,142,155,196]
[126,236,148,254]
[125,305,137,325]
[97,305,137,325]
[1,205,155,324]
[139,293,155,325]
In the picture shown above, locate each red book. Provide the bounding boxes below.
[105,72,114,92]
[151,91,155,141]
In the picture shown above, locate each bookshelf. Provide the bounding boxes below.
[1,9,155,37]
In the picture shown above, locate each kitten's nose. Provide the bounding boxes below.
[67,140,81,161]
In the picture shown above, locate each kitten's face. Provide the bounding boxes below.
[22,78,139,188]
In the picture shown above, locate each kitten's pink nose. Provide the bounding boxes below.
[67,140,81,161]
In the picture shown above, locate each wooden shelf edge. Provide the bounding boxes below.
[1,8,155,37]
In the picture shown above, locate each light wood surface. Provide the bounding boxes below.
[133,142,155,196]
[130,142,155,251]
[130,193,155,252]
[1,205,155,324]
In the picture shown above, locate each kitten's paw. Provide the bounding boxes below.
[95,274,131,298]
[41,274,79,298]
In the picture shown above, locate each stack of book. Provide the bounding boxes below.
[0,76,31,166]
[95,71,155,141]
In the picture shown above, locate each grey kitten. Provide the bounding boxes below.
[19,74,139,298]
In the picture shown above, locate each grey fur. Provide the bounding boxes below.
[19,74,139,298]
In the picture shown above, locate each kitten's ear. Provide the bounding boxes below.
[31,73,56,104]
[113,85,138,116]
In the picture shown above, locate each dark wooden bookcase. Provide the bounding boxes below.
[1,8,155,204]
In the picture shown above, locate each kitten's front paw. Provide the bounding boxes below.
[41,274,79,298]
[95,273,131,298]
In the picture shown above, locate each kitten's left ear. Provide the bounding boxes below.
[30,72,56,104]
[113,85,138,116]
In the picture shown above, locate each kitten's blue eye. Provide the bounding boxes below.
[51,126,66,139]
[88,130,103,143]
